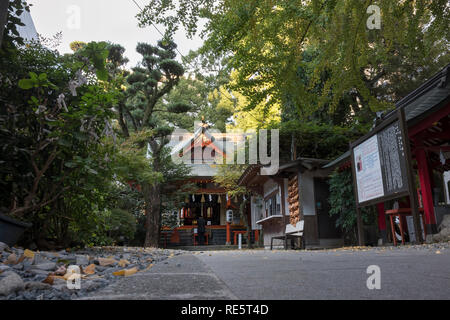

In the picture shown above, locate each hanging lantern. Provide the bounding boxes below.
[192,194,195,202]
[201,194,206,203]
[209,194,212,202]
[207,207,212,218]
[217,195,222,204]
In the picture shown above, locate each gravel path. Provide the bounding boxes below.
[0,244,183,300]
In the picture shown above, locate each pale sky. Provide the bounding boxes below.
[28,0,204,67]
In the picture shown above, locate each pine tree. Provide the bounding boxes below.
[119,38,190,247]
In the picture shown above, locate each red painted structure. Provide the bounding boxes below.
[334,64,450,240]
[408,102,450,233]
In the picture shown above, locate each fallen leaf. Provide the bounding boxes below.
[98,258,117,266]
[63,267,81,280]
[118,259,130,268]
[42,275,54,285]
[16,255,26,264]
[124,267,138,276]
[113,270,125,276]
[24,249,35,259]
[113,267,138,277]
[84,264,96,275]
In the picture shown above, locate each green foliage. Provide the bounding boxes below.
[167,102,191,114]
[111,38,194,246]
[214,164,253,248]
[18,72,57,90]
[1,0,31,52]
[214,164,248,198]
[69,41,87,53]
[138,0,450,128]
[1,4,192,249]
[107,208,137,243]
[328,168,377,245]
[273,120,368,161]
[77,41,110,80]
[0,18,118,247]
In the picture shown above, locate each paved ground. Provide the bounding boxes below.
[84,245,450,300]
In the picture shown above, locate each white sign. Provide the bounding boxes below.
[226,209,233,223]
[354,135,384,203]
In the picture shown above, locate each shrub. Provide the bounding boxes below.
[107,208,137,244]
[328,168,377,245]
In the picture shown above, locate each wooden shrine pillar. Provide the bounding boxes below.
[254,230,259,243]
[416,147,437,234]
[377,203,387,243]
[226,222,231,245]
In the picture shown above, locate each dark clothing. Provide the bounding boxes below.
[197,217,206,245]
[198,232,205,245]
[197,217,206,233]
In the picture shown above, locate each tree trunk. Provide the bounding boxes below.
[143,182,162,247]
[239,197,252,249]
[0,0,8,46]
[117,104,129,138]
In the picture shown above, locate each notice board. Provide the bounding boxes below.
[352,117,409,207]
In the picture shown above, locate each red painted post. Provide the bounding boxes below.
[377,203,387,244]
[416,147,437,234]
[226,222,231,245]
[377,203,386,231]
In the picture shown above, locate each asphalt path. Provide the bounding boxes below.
[84,246,450,300]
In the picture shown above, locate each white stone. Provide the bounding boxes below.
[0,272,25,296]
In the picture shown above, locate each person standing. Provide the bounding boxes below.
[197,215,206,245]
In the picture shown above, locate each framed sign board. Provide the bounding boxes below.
[350,108,423,244]
[351,114,409,207]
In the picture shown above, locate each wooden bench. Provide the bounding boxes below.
[270,220,304,250]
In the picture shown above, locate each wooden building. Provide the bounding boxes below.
[238,159,343,249]
[161,121,255,247]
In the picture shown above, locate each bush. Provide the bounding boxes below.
[107,208,137,244]
[328,168,377,245]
